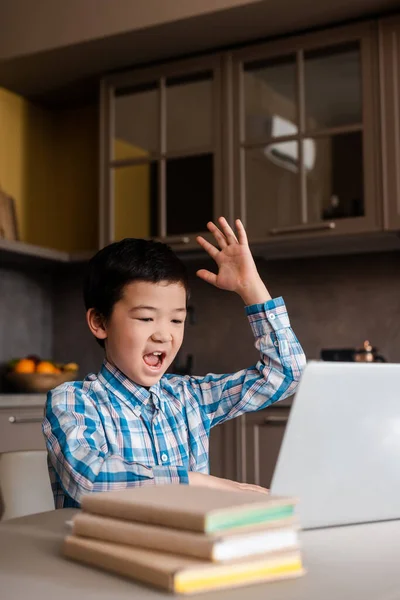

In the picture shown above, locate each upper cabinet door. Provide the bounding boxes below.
[232,23,381,243]
[100,57,222,249]
[379,16,400,231]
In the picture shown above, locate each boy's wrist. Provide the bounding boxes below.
[237,278,272,306]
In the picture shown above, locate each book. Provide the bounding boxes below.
[72,511,299,562]
[64,535,304,594]
[81,484,297,534]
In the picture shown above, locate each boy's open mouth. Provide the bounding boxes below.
[143,351,166,369]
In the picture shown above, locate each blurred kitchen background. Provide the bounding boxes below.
[1,0,400,490]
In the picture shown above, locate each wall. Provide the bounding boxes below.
[0,88,53,243]
[0,265,53,390]
[48,251,400,382]
[1,249,398,390]
[0,88,98,252]
[181,251,400,372]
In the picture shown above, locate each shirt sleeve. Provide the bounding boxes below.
[185,297,306,428]
[42,385,189,504]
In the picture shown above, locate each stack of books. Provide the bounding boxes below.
[64,484,304,594]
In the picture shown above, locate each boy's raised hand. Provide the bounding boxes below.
[196,217,271,305]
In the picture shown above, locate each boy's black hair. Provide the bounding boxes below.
[83,238,189,348]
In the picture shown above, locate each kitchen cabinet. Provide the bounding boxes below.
[379,15,400,231]
[0,404,45,453]
[100,56,223,251]
[231,22,382,245]
[209,420,237,481]
[100,20,390,258]
[236,405,291,488]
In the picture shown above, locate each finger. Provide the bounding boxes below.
[240,483,269,494]
[196,269,218,287]
[218,216,238,244]
[196,235,219,260]
[207,221,228,249]
[235,219,249,246]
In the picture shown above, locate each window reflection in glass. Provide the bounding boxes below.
[265,116,316,173]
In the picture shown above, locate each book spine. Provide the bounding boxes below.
[64,535,173,592]
[73,514,213,560]
[81,497,206,532]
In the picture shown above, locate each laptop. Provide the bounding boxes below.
[270,361,400,529]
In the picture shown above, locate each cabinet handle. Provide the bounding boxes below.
[269,222,336,235]
[263,415,288,425]
[157,236,191,244]
[8,416,43,424]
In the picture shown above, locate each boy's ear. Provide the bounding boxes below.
[86,308,108,341]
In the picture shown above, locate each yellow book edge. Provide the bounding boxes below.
[175,558,304,594]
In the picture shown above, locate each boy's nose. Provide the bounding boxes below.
[151,331,172,343]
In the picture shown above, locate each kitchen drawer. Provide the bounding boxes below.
[0,408,45,453]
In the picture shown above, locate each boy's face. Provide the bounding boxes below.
[102,280,187,387]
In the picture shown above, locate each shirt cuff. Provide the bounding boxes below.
[153,465,189,485]
[245,296,290,336]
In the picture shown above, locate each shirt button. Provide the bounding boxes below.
[161,453,168,462]
[274,341,279,347]
[268,313,276,320]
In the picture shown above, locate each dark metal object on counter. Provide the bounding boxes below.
[321,340,387,363]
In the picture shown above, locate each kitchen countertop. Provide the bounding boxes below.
[0,394,47,409]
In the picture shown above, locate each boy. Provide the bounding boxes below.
[43,217,306,508]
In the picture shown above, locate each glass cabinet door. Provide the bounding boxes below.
[101,58,222,248]
[303,44,365,225]
[233,23,379,242]
[112,83,159,241]
[242,55,301,239]
[164,72,216,239]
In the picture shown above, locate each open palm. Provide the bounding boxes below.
[196,217,259,294]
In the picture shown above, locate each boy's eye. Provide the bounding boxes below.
[172,319,184,324]
[137,318,153,322]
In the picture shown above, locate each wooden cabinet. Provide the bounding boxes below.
[235,406,290,488]
[0,405,45,453]
[98,18,400,258]
[379,16,400,231]
[209,420,238,481]
[100,56,223,252]
[231,22,381,245]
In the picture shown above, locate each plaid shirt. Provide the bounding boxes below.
[43,297,306,508]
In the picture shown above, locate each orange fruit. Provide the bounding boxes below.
[36,361,58,374]
[14,358,36,373]
[63,362,79,372]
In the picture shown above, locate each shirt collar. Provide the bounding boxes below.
[98,359,163,414]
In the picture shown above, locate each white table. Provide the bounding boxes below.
[0,509,399,599]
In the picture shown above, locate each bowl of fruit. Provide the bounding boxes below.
[5,356,79,393]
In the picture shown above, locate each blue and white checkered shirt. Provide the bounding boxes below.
[43,297,306,508]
